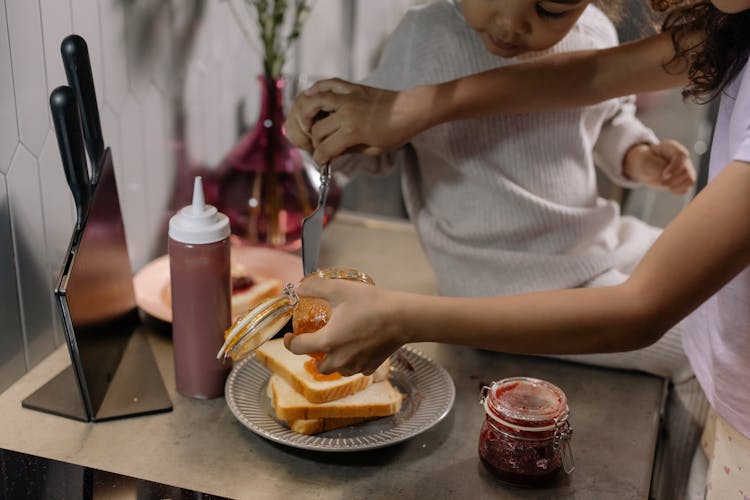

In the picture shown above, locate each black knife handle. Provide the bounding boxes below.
[61,34,104,184]
[50,86,91,229]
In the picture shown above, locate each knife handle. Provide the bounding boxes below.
[61,34,104,185]
[50,86,91,229]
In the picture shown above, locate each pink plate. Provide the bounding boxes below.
[133,246,303,323]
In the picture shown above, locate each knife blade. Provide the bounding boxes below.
[50,86,91,230]
[61,34,104,185]
[301,162,331,276]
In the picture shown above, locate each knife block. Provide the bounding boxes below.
[22,149,172,422]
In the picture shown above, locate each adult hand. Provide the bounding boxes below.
[284,78,429,164]
[283,276,406,376]
[624,140,697,195]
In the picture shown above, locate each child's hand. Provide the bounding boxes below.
[623,140,697,195]
[284,277,405,376]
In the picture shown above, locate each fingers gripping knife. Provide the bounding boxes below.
[301,162,331,276]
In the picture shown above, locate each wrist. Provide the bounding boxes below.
[623,143,651,179]
[385,291,417,345]
[399,84,445,135]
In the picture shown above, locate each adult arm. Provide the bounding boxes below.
[287,160,750,375]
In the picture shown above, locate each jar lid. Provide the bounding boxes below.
[485,377,568,430]
[216,289,295,362]
[216,269,374,363]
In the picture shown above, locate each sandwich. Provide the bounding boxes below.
[255,338,372,403]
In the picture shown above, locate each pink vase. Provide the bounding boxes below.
[212,76,338,249]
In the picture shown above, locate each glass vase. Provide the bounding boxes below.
[212,76,338,249]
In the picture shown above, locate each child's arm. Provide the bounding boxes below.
[623,141,697,195]
[289,32,691,165]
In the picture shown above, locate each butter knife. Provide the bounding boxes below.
[301,162,331,276]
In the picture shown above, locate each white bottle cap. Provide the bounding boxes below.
[169,176,231,244]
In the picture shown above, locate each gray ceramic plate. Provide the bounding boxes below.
[225,347,455,452]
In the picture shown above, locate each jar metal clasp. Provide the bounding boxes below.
[479,385,491,406]
[282,283,299,306]
[553,416,575,474]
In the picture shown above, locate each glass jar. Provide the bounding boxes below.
[217,268,374,380]
[478,377,574,486]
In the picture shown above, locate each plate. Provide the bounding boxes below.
[225,347,455,452]
[133,246,303,323]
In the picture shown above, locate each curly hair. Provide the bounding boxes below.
[653,1,750,102]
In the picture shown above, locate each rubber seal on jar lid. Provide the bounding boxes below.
[217,293,294,362]
[486,377,568,427]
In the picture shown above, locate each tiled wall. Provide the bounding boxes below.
[0,0,423,392]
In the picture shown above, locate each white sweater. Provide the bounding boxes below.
[335,1,662,296]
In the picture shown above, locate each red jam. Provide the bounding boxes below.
[478,377,573,486]
[231,275,255,293]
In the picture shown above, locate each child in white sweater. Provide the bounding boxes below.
[299,0,696,379]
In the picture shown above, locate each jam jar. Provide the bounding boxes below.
[217,267,374,379]
[478,377,574,486]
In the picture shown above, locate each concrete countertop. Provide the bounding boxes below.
[0,211,665,499]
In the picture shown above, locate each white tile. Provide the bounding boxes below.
[38,130,75,346]
[100,102,121,177]
[299,1,343,78]
[203,56,222,167]
[219,50,240,155]
[70,0,104,97]
[7,145,56,367]
[0,173,27,388]
[184,62,206,165]
[142,84,169,254]
[119,93,147,270]
[122,0,165,100]
[207,0,226,61]
[6,0,49,156]
[0,3,19,174]
[142,0,172,95]
[97,0,129,112]
[38,131,75,267]
[40,0,73,99]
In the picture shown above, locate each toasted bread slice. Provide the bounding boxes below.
[288,416,375,435]
[256,338,372,403]
[269,374,403,421]
[262,374,376,435]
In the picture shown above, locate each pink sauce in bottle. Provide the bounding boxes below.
[169,177,231,398]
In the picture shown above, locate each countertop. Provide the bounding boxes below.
[0,212,665,499]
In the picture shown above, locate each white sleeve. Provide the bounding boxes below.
[593,96,659,189]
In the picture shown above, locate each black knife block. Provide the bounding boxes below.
[22,149,172,422]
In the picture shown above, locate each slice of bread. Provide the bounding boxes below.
[255,338,372,403]
[288,416,375,435]
[262,368,382,435]
[268,374,403,421]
